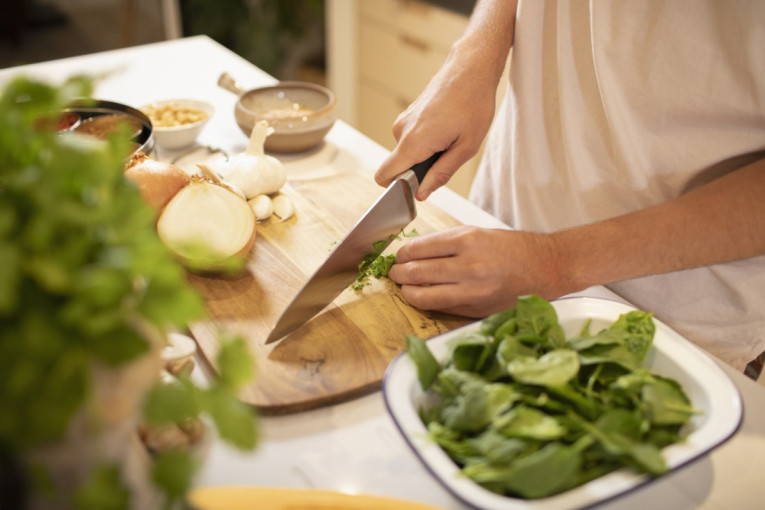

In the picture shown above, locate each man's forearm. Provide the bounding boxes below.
[449,0,517,86]
[551,158,765,293]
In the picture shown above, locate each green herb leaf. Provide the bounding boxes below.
[0,76,258,507]
[203,387,258,449]
[216,335,255,390]
[73,464,129,510]
[151,450,197,506]
[143,378,199,426]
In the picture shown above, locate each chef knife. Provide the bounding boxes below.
[265,152,442,344]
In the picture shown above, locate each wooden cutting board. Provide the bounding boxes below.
[186,170,471,414]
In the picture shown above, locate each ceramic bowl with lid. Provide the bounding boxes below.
[219,73,337,153]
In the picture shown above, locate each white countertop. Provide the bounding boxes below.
[4,36,763,510]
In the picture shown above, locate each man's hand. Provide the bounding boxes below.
[374,0,517,200]
[388,226,566,316]
[373,58,498,201]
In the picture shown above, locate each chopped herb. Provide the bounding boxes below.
[352,248,396,291]
[349,229,419,291]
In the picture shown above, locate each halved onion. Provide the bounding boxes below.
[157,176,256,271]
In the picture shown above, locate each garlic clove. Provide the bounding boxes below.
[271,193,295,222]
[248,194,274,221]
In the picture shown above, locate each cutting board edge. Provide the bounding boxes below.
[242,379,383,416]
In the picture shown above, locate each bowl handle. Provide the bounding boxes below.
[218,72,244,96]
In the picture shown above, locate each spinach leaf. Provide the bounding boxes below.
[463,442,582,499]
[507,349,580,387]
[610,310,655,363]
[515,295,565,348]
[427,421,479,464]
[406,335,441,390]
[612,370,699,425]
[573,411,666,475]
[497,335,538,363]
[577,342,641,372]
[447,332,495,372]
[641,375,698,425]
[494,317,518,340]
[494,406,567,441]
[468,429,528,465]
[439,368,517,432]
[546,385,602,420]
[480,308,517,336]
[504,442,582,498]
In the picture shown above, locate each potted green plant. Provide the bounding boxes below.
[0,76,257,510]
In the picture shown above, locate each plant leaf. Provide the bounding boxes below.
[151,450,197,505]
[203,387,258,449]
[73,464,129,510]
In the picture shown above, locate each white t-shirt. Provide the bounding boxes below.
[469,0,765,371]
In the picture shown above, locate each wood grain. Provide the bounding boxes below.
[187,171,471,414]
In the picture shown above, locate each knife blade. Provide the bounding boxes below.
[265,152,441,344]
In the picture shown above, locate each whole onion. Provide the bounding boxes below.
[124,152,190,211]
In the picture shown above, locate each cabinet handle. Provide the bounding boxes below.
[398,0,431,16]
[399,34,431,53]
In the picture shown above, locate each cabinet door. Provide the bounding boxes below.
[359,83,402,150]
[361,0,468,49]
[359,22,446,103]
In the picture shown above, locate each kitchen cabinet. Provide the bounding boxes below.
[327,0,508,198]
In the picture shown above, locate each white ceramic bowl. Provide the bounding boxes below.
[383,297,743,510]
[140,99,214,150]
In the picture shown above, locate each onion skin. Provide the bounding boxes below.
[125,152,190,211]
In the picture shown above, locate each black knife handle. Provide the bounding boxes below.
[410,151,443,184]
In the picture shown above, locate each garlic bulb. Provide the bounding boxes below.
[157,176,256,271]
[224,120,287,198]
